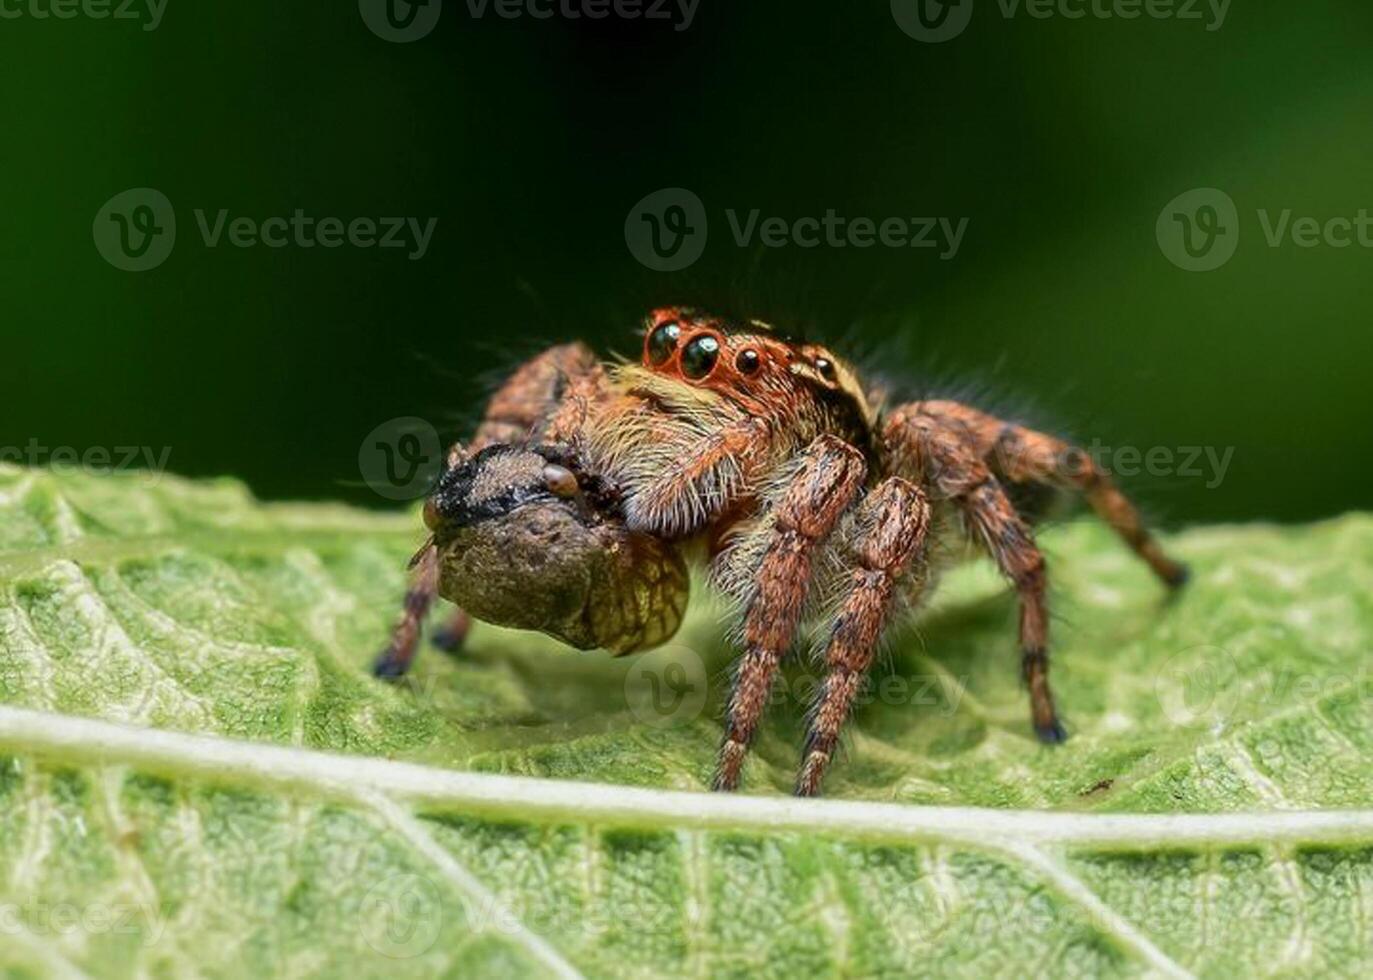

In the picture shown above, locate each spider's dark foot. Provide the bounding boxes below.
[1034,718,1069,744]
[709,768,740,792]
[794,751,829,797]
[1163,561,1191,590]
[430,610,471,654]
[372,647,412,681]
[711,740,746,792]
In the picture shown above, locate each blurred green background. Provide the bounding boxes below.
[2,1,1369,524]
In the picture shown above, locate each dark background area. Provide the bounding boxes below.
[2,1,1370,524]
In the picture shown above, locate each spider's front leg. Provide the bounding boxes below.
[713,435,868,792]
[885,411,1066,742]
[796,478,931,797]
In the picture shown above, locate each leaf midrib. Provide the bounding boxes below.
[3,704,1373,854]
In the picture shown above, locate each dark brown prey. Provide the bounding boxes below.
[376,309,1188,796]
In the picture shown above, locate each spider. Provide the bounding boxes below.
[376,308,1188,796]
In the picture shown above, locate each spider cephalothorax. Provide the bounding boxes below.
[377,308,1188,796]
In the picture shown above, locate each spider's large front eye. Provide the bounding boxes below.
[681,335,720,379]
[646,321,681,365]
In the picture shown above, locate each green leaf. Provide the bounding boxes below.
[1,462,1372,978]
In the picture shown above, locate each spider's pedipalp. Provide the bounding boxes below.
[796,477,932,797]
[471,342,601,451]
[713,434,868,792]
[376,342,603,680]
[620,412,765,537]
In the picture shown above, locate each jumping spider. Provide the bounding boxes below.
[377,308,1188,796]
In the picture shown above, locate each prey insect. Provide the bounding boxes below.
[376,309,1188,796]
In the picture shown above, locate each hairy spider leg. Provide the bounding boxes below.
[714,435,868,791]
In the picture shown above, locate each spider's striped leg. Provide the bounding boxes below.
[797,478,930,797]
[469,342,601,451]
[902,401,1188,587]
[374,343,601,679]
[992,419,1187,586]
[373,546,439,679]
[713,435,867,791]
[884,411,1065,743]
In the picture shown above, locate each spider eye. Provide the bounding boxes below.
[735,349,761,375]
[681,335,720,380]
[814,356,837,381]
[646,321,681,365]
[542,464,579,499]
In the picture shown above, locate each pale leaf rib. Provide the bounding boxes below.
[999,842,1194,980]
[359,790,586,980]
[5,706,1373,854]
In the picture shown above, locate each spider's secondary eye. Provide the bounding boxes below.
[542,464,579,498]
[814,356,837,381]
[735,349,761,375]
[646,321,681,365]
[681,335,721,379]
